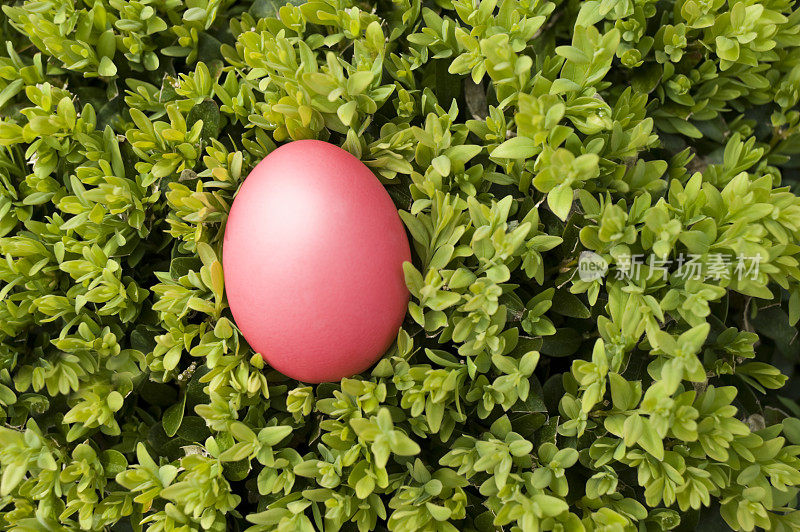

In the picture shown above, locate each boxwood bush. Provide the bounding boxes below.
[1,0,800,530]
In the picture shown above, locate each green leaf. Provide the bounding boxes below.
[1,462,26,496]
[540,328,582,357]
[98,56,117,77]
[783,418,800,445]
[492,136,538,159]
[187,99,222,140]
[162,392,187,438]
[0,79,23,111]
[550,291,591,319]
[259,426,292,446]
[548,185,574,221]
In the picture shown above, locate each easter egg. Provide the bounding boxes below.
[222,140,411,383]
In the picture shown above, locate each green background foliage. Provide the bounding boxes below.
[0,0,800,530]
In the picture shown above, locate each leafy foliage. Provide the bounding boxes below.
[0,0,800,530]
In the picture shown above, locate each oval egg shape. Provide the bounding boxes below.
[223,139,411,383]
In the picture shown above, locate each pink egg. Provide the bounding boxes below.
[222,140,411,383]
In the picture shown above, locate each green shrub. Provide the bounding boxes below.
[1,0,800,530]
